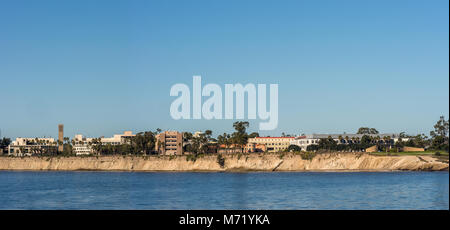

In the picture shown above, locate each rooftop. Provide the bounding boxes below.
[295,133,400,139]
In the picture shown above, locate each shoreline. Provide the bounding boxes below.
[1,169,447,173]
[0,153,448,172]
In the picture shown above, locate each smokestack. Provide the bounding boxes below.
[58,124,64,152]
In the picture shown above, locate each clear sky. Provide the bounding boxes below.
[0,0,448,139]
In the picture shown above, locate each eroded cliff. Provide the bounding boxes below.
[0,153,448,172]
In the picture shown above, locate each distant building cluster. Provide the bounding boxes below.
[3,124,415,157]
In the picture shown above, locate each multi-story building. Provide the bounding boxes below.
[156,131,183,155]
[247,137,295,152]
[8,138,57,156]
[290,133,408,151]
[73,134,94,155]
[100,131,135,145]
[73,131,135,155]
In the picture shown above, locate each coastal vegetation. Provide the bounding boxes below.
[216,121,259,151]
[299,151,316,161]
[83,131,158,156]
[357,127,379,134]
[287,145,301,152]
[369,151,448,157]
[293,116,449,154]
[0,137,11,154]
[216,154,225,168]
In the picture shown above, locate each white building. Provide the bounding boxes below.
[73,131,135,155]
[290,133,408,151]
[8,137,57,156]
[73,134,94,155]
[193,131,204,138]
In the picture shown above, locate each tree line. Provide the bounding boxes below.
[295,116,449,153]
[183,121,260,155]
[85,131,158,156]
[1,116,448,156]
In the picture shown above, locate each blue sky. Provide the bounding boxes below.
[0,0,448,139]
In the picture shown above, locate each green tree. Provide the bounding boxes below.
[382,136,391,152]
[62,137,73,155]
[183,132,193,142]
[190,133,208,154]
[431,136,448,152]
[132,131,156,155]
[217,133,232,149]
[90,138,102,156]
[360,135,373,149]
[287,145,301,152]
[338,135,344,144]
[231,121,249,151]
[217,154,225,168]
[307,144,319,152]
[357,127,379,134]
[204,130,214,142]
[411,134,429,148]
[430,116,449,138]
[318,137,337,151]
[429,116,449,152]
[0,137,11,154]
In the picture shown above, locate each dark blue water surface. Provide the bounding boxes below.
[0,171,448,209]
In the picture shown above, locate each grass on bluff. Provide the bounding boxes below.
[369,151,447,156]
[369,151,449,161]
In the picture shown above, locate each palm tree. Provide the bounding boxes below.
[338,135,343,144]
[382,136,390,152]
[90,138,102,156]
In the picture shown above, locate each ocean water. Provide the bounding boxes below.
[0,171,448,210]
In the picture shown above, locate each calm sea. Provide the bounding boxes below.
[0,171,448,210]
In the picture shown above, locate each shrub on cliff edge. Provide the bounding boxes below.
[300,152,316,161]
[217,154,225,168]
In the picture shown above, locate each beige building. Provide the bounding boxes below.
[247,137,294,152]
[100,131,135,145]
[156,131,183,155]
[8,137,57,156]
[73,131,135,155]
